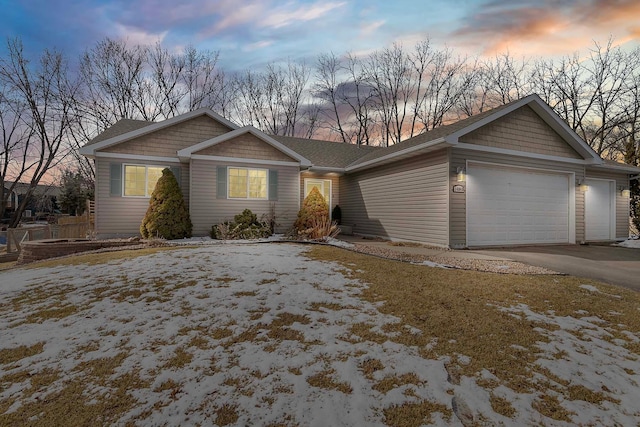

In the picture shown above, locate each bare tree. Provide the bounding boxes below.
[231,61,310,137]
[365,43,415,146]
[340,53,376,146]
[589,40,635,156]
[0,38,77,227]
[148,42,186,118]
[179,45,228,113]
[313,52,349,142]
[413,44,470,131]
[484,52,531,104]
[0,84,33,220]
[78,38,152,127]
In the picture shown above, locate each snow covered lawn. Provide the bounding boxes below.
[1,243,639,426]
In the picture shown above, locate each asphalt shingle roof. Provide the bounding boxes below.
[346,101,516,168]
[83,102,519,169]
[83,98,639,173]
[271,135,380,169]
[85,119,153,146]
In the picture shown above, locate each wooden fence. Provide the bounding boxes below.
[5,213,93,253]
[2,200,95,254]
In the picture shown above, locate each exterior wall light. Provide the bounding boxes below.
[578,179,588,192]
[620,186,631,198]
[456,167,466,182]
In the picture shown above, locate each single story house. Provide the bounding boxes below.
[79,94,639,248]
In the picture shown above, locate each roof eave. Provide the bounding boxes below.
[306,166,345,173]
[588,163,640,174]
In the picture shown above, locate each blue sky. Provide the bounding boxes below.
[1,0,639,69]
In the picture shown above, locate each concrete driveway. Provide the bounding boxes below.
[472,244,640,290]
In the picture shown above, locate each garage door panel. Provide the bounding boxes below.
[585,179,613,241]
[467,164,570,246]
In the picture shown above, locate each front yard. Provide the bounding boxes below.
[1,243,639,426]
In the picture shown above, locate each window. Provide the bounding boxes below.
[228,168,267,199]
[304,178,331,208]
[124,165,165,197]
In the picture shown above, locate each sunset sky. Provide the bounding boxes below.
[1,0,639,69]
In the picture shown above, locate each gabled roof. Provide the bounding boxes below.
[272,135,380,169]
[85,119,153,146]
[79,108,237,157]
[345,94,603,171]
[177,126,313,167]
[80,95,634,175]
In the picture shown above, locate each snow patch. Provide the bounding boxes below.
[614,237,640,248]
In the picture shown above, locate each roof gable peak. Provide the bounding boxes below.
[79,108,238,157]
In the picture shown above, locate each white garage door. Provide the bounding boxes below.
[467,164,570,246]
[585,179,614,241]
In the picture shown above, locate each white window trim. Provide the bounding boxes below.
[122,164,166,198]
[227,166,269,200]
[304,178,332,213]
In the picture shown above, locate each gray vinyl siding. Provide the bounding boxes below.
[190,158,299,236]
[450,148,586,247]
[586,168,631,239]
[340,149,449,246]
[95,158,189,238]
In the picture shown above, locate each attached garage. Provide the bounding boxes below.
[466,163,573,246]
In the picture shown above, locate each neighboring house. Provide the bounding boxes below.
[2,182,61,215]
[79,94,640,248]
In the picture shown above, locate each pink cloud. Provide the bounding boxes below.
[452,1,640,57]
[261,2,345,29]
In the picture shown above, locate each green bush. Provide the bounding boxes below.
[294,187,328,231]
[140,168,192,239]
[211,209,272,240]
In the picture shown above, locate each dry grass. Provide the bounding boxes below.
[306,369,353,394]
[0,260,16,270]
[346,322,389,344]
[306,246,640,413]
[25,304,79,323]
[234,290,257,297]
[566,384,618,404]
[373,373,422,394]
[532,394,575,421]
[0,349,150,426]
[490,393,517,418]
[0,342,44,365]
[154,378,181,393]
[24,246,186,268]
[164,346,193,369]
[383,400,452,426]
[215,403,239,426]
[359,358,385,380]
[215,276,237,284]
